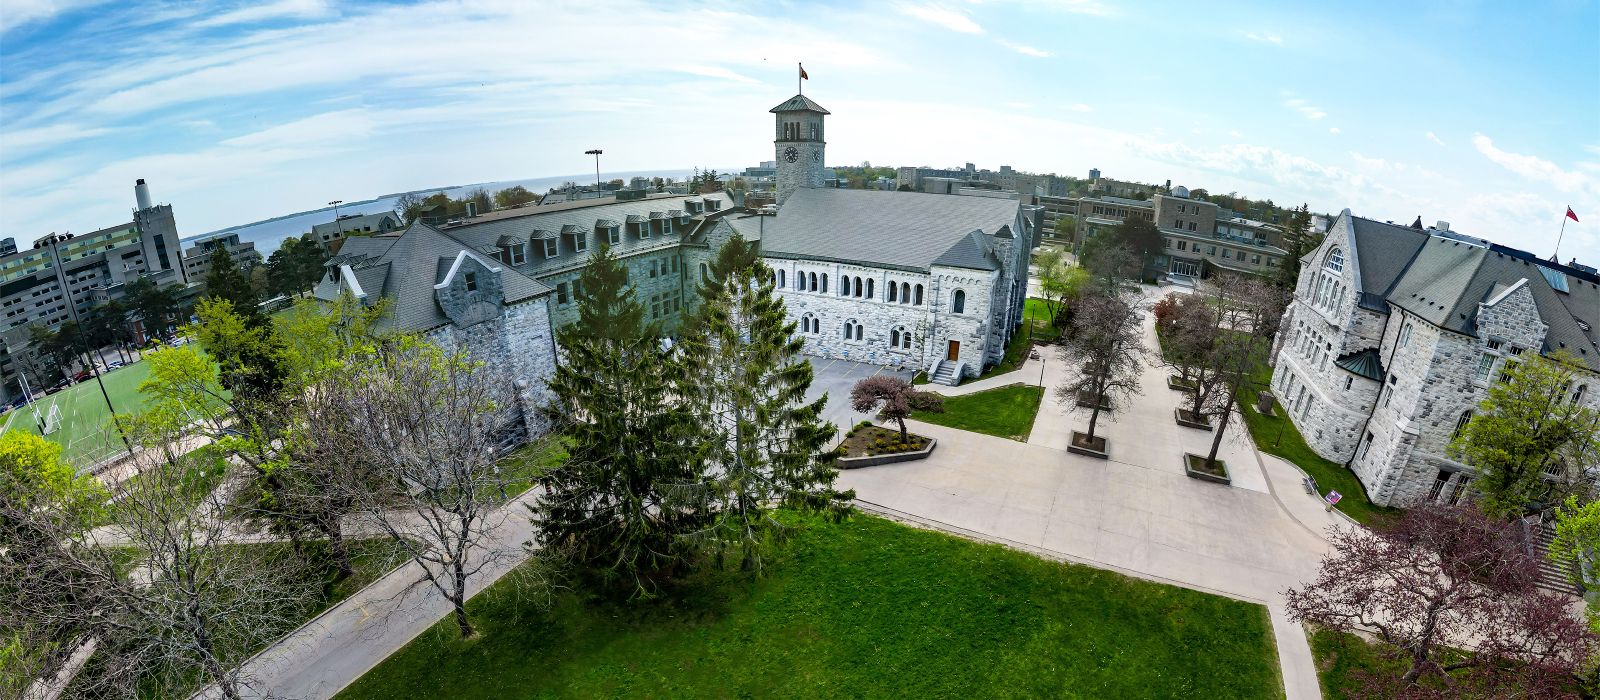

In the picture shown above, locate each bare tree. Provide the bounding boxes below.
[1157,291,1223,422]
[849,375,944,442]
[1193,276,1287,471]
[1056,293,1143,452]
[85,431,316,700]
[329,342,527,638]
[1287,502,1597,697]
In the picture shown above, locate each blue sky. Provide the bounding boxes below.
[2,0,1597,258]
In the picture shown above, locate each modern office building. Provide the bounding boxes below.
[0,179,187,400]
[310,212,401,247]
[181,232,261,281]
[1076,188,1290,278]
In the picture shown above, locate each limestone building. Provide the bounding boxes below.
[1077,189,1289,278]
[763,93,1038,384]
[1271,211,1600,507]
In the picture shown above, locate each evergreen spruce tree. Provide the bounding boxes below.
[534,244,697,595]
[1275,204,1314,289]
[677,234,851,572]
[203,246,263,326]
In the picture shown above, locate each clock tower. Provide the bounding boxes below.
[770,94,829,206]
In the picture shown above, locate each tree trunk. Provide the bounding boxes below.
[1205,389,1235,468]
[896,416,908,443]
[452,562,473,638]
[327,520,353,579]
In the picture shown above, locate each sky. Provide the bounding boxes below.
[1,0,1597,260]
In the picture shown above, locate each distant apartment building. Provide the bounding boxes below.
[0,238,16,257]
[1088,176,1156,198]
[0,179,188,400]
[1077,187,1289,279]
[311,212,400,247]
[181,232,261,281]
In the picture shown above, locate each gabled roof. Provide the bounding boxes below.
[761,188,1018,273]
[769,94,830,114]
[313,222,551,333]
[311,211,397,237]
[1348,216,1430,296]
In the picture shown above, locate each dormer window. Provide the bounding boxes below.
[607,226,621,245]
[707,199,721,211]
[562,224,588,254]
[573,233,587,253]
[508,244,526,265]
[543,237,558,258]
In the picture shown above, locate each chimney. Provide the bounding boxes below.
[135,178,152,211]
[1435,220,1450,232]
[465,201,478,218]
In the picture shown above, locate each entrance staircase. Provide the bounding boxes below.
[929,360,964,387]
[1527,518,1584,596]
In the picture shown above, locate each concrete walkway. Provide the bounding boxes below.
[838,284,1347,700]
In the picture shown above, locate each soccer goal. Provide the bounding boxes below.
[40,401,63,435]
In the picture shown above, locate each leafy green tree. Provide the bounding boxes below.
[1110,216,1164,274]
[1275,204,1314,289]
[1453,350,1600,518]
[1550,496,1600,631]
[492,185,537,209]
[676,235,852,571]
[124,276,181,340]
[191,298,287,416]
[534,244,698,595]
[203,246,261,325]
[1052,215,1077,242]
[1036,248,1089,333]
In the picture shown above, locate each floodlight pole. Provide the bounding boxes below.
[585,149,603,190]
[40,233,133,456]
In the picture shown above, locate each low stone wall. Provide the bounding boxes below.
[838,439,937,469]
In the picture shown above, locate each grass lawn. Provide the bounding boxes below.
[1237,401,1395,527]
[337,514,1284,700]
[1308,629,1405,700]
[2,359,154,469]
[973,299,1059,382]
[499,436,570,496]
[914,383,1044,441]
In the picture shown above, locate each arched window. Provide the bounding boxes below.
[700,262,710,282]
[1324,247,1344,273]
[914,284,924,306]
[901,282,911,304]
[866,278,874,299]
[777,269,786,288]
[809,272,817,291]
[890,327,900,348]
[821,274,828,293]
[1574,384,1588,406]
[853,276,863,298]
[888,281,898,302]
[1453,410,1473,437]
[843,319,860,340]
[855,323,864,340]
[892,325,910,350]
[801,312,816,335]
[952,289,966,314]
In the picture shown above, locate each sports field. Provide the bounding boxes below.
[1,359,153,471]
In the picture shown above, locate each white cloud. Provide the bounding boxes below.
[1283,97,1326,120]
[192,0,332,28]
[676,65,760,84]
[999,40,1051,57]
[1328,127,1340,134]
[0,0,109,35]
[1228,129,1242,138]
[1426,131,1446,146]
[1473,133,1599,197]
[1245,32,1284,46]
[897,3,983,33]
[0,122,117,156]
[1067,103,1092,112]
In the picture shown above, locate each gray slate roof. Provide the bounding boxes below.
[1348,217,1430,296]
[313,222,551,333]
[770,94,830,114]
[1346,214,1600,371]
[312,211,398,237]
[439,192,735,278]
[1335,348,1385,381]
[761,188,1019,273]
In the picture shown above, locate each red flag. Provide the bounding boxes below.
[799,63,809,80]
[1567,206,1580,223]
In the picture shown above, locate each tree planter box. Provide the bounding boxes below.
[1174,408,1213,431]
[838,438,936,468]
[1075,390,1112,411]
[1068,431,1108,459]
[1183,453,1231,485]
[1168,375,1198,392]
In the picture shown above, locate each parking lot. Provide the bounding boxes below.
[802,357,913,434]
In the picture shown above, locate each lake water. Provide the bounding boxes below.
[188,168,707,256]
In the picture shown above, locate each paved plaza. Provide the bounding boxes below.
[838,284,1347,700]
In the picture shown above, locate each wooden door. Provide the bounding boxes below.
[946,340,960,361]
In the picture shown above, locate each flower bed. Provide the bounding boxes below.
[837,424,936,468]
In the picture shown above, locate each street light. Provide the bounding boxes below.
[328,200,345,238]
[584,149,603,191]
[36,232,134,456]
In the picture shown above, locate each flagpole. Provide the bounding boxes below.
[1554,205,1571,261]
[798,62,802,95]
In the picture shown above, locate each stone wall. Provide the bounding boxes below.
[428,296,559,441]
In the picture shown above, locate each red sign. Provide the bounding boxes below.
[1324,491,1343,506]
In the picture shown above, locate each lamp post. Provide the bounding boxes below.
[328,200,345,238]
[36,232,134,457]
[585,149,603,192]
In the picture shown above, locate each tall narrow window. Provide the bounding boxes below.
[866,278,874,299]
[914,284,924,306]
[952,289,966,314]
[890,328,900,348]
[809,272,817,291]
[821,274,828,293]
[1453,410,1472,438]
[464,272,478,292]
[888,281,898,302]
[1360,432,1374,460]
[901,282,910,304]
[778,269,786,288]
[543,238,558,258]
[1476,353,1494,381]
[1398,323,1412,348]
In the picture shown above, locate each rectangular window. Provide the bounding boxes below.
[1221,249,1231,259]
[543,238,558,258]
[650,260,659,278]
[556,282,569,304]
[1206,246,1216,256]
[1448,476,1471,504]
[464,272,477,292]
[1252,255,1261,265]
[608,227,621,245]
[1476,353,1494,380]
[1428,471,1450,500]
[511,244,526,265]
[1188,222,1197,231]
[1177,240,1187,251]
[1487,339,1503,351]
[1360,432,1374,460]
[572,234,587,253]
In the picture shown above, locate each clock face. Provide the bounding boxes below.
[783,146,799,163]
